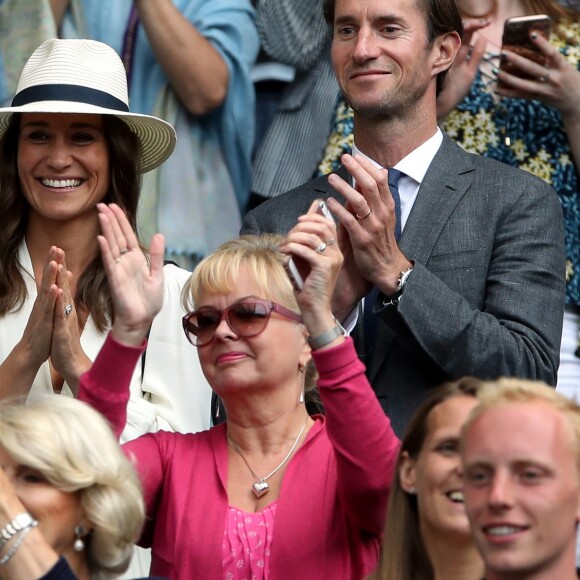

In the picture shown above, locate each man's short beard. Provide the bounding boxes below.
[345,93,410,121]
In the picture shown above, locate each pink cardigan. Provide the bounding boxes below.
[80,336,400,579]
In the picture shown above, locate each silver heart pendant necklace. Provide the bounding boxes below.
[228,416,309,498]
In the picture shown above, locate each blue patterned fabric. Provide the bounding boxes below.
[442,21,580,306]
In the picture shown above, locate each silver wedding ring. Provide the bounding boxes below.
[327,238,336,246]
[64,304,73,317]
[316,242,327,254]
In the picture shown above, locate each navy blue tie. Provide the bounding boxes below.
[363,168,403,358]
[388,168,403,241]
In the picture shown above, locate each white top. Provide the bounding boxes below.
[351,127,443,232]
[0,243,212,443]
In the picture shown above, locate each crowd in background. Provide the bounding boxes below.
[0,0,578,578]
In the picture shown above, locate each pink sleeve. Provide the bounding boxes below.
[122,434,167,547]
[78,333,146,439]
[312,338,400,535]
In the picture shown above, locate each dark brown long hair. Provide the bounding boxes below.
[371,377,483,580]
[0,114,142,330]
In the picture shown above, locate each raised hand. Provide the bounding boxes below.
[496,31,580,116]
[326,154,413,300]
[279,200,344,342]
[49,255,92,396]
[19,248,62,369]
[97,203,165,346]
[0,248,65,399]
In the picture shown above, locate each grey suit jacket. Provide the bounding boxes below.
[241,135,566,435]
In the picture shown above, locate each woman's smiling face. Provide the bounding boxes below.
[17,112,109,222]
[401,395,479,542]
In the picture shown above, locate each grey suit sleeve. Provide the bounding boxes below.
[389,180,565,385]
[255,0,330,69]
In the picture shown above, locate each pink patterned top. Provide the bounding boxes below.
[223,502,278,579]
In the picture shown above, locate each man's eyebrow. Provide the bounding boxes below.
[334,14,357,27]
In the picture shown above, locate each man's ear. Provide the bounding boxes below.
[399,451,417,494]
[431,31,462,76]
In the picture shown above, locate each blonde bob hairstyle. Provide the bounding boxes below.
[182,234,320,400]
[463,377,580,477]
[0,396,144,578]
[182,234,298,315]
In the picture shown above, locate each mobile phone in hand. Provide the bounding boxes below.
[499,14,552,83]
[285,200,335,291]
[316,200,334,223]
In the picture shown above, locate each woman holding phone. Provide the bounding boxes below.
[76,203,400,578]
[436,0,580,400]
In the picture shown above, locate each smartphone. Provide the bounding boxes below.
[499,14,552,81]
[285,200,335,291]
[316,199,334,223]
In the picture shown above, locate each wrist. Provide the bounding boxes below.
[382,262,415,307]
[379,259,414,295]
[61,354,92,396]
[111,321,152,347]
[14,339,45,371]
[307,317,346,351]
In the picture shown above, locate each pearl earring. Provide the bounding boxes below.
[74,526,85,552]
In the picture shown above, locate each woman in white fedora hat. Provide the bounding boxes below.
[0,39,212,445]
[0,0,259,268]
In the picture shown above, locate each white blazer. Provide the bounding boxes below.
[0,243,212,442]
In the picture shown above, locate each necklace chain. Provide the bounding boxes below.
[228,416,309,497]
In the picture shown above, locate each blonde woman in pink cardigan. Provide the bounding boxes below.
[78,202,400,579]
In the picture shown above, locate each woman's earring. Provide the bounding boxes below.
[299,366,305,404]
[214,394,221,419]
[74,526,85,552]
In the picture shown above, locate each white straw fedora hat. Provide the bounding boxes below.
[0,38,176,173]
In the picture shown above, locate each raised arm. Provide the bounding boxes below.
[77,203,165,437]
[135,0,257,115]
[280,202,400,533]
[0,248,72,399]
[495,31,580,177]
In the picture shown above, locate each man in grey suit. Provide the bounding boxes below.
[241,0,566,435]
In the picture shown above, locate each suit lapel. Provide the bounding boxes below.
[313,165,350,202]
[400,136,475,260]
[369,136,476,379]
